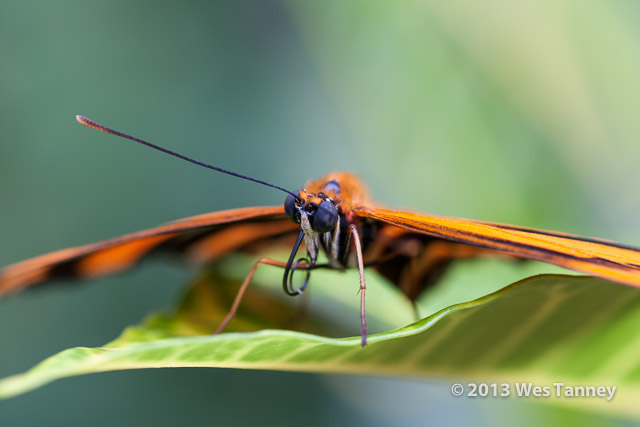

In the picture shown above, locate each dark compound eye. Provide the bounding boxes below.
[284,194,300,224]
[310,200,338,233]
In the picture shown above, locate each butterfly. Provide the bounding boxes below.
[2,115,640,346]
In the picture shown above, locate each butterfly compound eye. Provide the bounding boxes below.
[284,194,300,224]
[311,200,338,233]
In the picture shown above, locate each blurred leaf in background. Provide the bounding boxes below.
[1,0,640,426]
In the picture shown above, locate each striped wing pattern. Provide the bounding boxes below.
[0,206,297,297]
[355,207,640,288]
[361,221,503,301]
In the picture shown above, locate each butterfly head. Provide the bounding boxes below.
[280,179,342,297]
[284,180,340,234]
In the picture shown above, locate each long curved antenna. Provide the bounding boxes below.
[76,115,299,199]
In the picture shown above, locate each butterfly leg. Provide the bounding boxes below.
[214,257,290,335]
[349,224,367,347]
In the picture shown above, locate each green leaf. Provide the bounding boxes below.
[1,273,639,419]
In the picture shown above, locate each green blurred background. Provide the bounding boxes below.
[1,1,640,425]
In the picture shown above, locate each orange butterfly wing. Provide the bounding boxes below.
[354,207,640,288]
[0,206,298,297]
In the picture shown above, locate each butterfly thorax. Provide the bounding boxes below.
[285,172,374,270]
[301,171,370,211]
